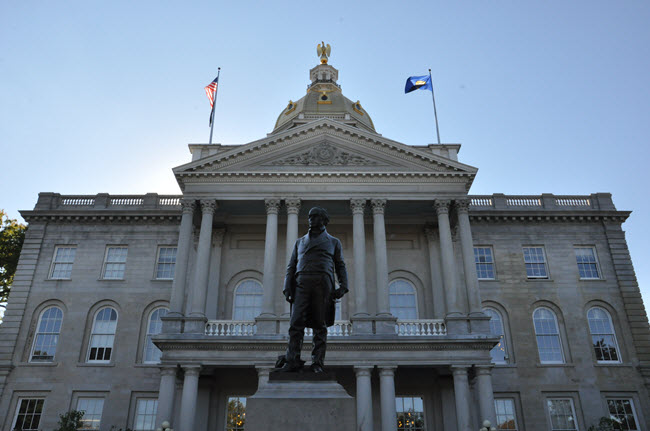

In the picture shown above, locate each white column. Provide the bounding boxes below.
[452,366,471,431]
[178,366,201,431]
[170,199,195,315]
[424,227,446,319]
[456,199,482,315]
[155,366,177,429]
[284,199,301,315]
[435,200,462,316]
[261,198,281,316]
[285,199,301,263]
[355,366,374,431]
[190,200,216,317]
[372,199,390,316]
[379,366,397,431]
[351,199,369,316]
[476,366,497,426]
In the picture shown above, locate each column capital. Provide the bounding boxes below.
[451,365,469,376]
[265,198,281,215]
[213,228,226,247]
[371,199,387,215]
[434,199,451,215]
[475,365,494,375]
[378,366,397,377]
[200,200,217,214]
[159,366,177,377]
[285,198,301,215]
[424,226,437,242]
[350,199,367,215]
[354,366,374,377]
[182,365,201,376]
[180,199,196,214]
[455,198,471,214]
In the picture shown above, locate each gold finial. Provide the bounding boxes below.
[317,41,331,64]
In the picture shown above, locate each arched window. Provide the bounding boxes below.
[233,280,263,320]
[483,308,508,364]
[389,279,417,320]
[30,306,63,362]
[144,307,168,364]
[587,307,621,363]
[533,307,564,364]
[87,307,118,363]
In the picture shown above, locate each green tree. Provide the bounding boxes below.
[0,209,26,312]
[53,410,84,431]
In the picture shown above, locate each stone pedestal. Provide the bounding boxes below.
[247,374,355,431]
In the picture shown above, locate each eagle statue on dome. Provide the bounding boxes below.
[317,41,331,64]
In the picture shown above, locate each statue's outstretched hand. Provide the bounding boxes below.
[333,289,345,299]
[284,290,293,303]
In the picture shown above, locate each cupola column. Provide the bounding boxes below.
[189,200,216,318]
[169,199,195,315]
[435,200,463,316]
[261,199,281,316]
[351,199,369,316]
[372,199,391,316]
[284,199,301,315]
[456,199,483,315]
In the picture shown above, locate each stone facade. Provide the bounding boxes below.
[1,57,649,431]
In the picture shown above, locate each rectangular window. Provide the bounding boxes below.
[50,246,76,279]
[494,398,518,431]
[77,397,105,430]
[474,247,496,279]
[396,396,425,431]
[547,399,578,431]
[134,398,158,431]
[607,399,639,431]
[226,396,246,431]
[155,247,177,280]
[102,246,128,279]
[575,247,600,279]
[12,398,44,431]
[523,246,548,278]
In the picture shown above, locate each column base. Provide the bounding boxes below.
[183,316,208,334]
[161,315,183,334]
[255,316,280,335]
[445,315,470,335]
[374,315,398,335]
[350,316,374,335]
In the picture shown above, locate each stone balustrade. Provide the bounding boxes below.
[204,319,446,337]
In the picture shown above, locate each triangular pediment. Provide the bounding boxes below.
[174,119,477,179]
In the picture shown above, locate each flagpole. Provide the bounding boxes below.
[208,67,221,145]
[429,69,441,145]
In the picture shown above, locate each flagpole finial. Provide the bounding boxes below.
[317,41,331,64]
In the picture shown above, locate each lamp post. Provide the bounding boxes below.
[156,420,173,431]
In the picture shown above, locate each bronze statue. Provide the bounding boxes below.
[280,207,348,373]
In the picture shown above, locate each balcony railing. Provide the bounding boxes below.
[204,319,446,337]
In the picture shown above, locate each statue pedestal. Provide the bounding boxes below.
[246,371,355,431]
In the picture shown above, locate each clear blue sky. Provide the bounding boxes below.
[1,1,649,307]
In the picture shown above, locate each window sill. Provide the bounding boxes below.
[20,361,59,367]
[525,278,553,282]
[150,279,173,282]
[578,278,607,282]
[77,362,116,367]
[535,363,574,368]
[97,278,126,282]
[478,279,499,282]
[594,362,630,367]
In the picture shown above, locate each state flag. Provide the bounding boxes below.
[405,75,432,93]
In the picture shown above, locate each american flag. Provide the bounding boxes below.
[204,76,219,108]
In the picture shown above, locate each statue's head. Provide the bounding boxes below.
[308,207,329,228]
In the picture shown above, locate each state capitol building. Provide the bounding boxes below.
[1,48,648,431]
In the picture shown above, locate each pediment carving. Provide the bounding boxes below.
[266,142,381,167]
